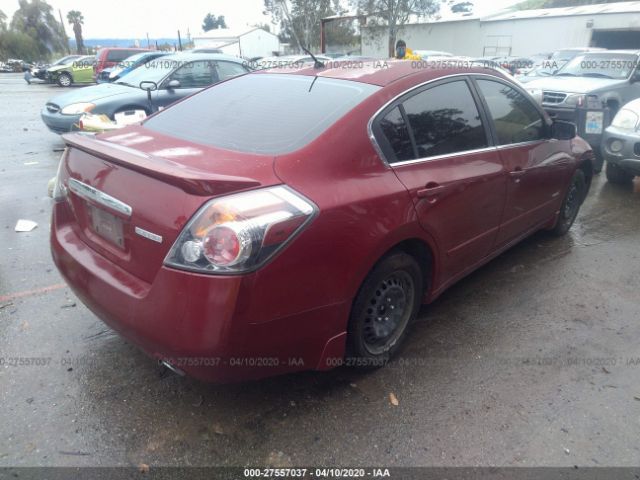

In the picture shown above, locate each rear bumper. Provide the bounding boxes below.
[601,126,640,175]
[50,202,347,382]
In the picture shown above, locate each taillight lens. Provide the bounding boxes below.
[164,186,317,274]
[52,148,69,202]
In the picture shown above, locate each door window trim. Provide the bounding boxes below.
[369,73,497,167]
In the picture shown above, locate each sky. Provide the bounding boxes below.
[0,0,522,39]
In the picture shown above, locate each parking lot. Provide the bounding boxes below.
[1,71,640,469]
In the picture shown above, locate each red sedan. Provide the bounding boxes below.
[50,61,594,382]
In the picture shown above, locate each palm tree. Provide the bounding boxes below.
[66,10,84,54]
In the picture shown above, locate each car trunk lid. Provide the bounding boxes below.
[60,127,279,283]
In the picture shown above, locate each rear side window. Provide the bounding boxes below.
[476,79,546,145]
[378,107,414,162]
[144,74,380,155]
[215,61,248,81]
[402,80,488,158]
[107,50,139,62]
[166,60,217,88]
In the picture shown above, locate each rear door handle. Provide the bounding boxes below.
[509,167,526,177]
[416,182,447,199]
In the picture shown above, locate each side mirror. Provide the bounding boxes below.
[139,81,158,106]
[631,71,640,83]
[551,120,576,140]
[166,79,180,89]
[139,81,157,92]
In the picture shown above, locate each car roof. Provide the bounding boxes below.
[160,52,245,63]
[579,49,640,55]
[255,58,510,86]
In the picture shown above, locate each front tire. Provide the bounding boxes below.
[605,161,634,184]
[593,151,604,174]
[346,252,423,368]
[550,169,586,236]
[57,72,72,87]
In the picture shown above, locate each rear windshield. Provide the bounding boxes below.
[143,73,380,154]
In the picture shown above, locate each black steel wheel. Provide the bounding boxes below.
[605,161,634,185]
[550,169,586,236]
[347,251,423,368]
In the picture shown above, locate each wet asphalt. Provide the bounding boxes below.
[1,73,639,469]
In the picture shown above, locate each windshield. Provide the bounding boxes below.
[144,73,380,154]
[117,52,148,68]
[556,54,638,79]
[115,56,178,86]
[552,50,583,61]
[528,59,567,76]
[54,55,80,66]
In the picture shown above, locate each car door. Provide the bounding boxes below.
[372,77,507,283]
[473,77,573,247]
[154,60,220,110]
[73,56,95,83]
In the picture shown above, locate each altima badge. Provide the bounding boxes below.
[135,227,163,244]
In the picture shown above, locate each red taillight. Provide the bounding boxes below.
[203,225,245,266]
[165,186,317,274]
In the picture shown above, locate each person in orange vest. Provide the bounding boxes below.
[395,40,422,60]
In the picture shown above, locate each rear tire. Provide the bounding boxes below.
[57,72,72,87]
[346,252,423,368]
[605,161,634,184]
[550,169,586,236]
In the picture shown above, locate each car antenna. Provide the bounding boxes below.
[278,0,324,69]
[301,46,325,69]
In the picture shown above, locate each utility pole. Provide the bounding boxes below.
[177,30,183,51]
[58,9,71,54]
[146,33,150,49]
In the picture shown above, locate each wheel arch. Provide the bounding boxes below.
[350,232,439,307]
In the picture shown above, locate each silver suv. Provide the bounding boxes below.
[526,50,640,172]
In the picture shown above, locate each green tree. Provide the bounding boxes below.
[515,0,636,9]
[67,10,84,54]
[350,0,441,57]
[252,22,272,33]
[0,30,40,61]
[10,0,66,57]
[264,0,353,52]
[202,13,227,32]
[449,1,473,13]
[0,10,7,32]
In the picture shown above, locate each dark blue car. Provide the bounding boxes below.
[41,53,250,134]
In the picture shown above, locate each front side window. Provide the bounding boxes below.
[477,79,545,145]
[167,61,216,89]
[402,80,488,158]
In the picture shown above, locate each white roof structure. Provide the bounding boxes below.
[483,1,640,22]
[194,27,276,42]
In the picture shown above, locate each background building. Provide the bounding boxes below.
[361,1,640,58]
[193,27,279,59]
